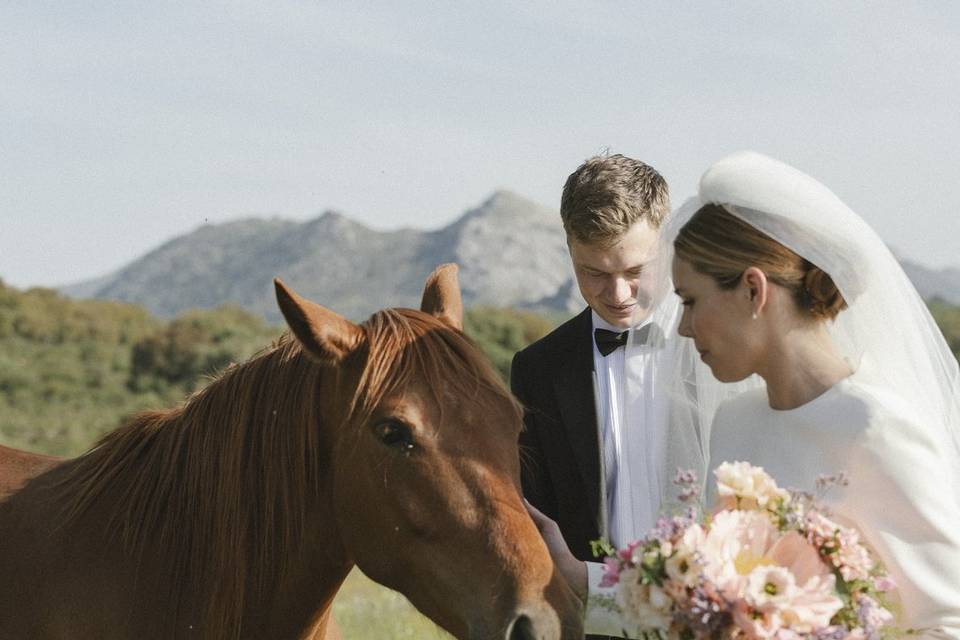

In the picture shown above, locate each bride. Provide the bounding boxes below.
[531,151,960,638]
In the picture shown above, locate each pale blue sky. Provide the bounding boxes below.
[2,1,958,288]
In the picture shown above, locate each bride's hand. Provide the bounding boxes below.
[524,499,587,604]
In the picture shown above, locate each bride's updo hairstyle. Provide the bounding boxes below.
[675,204,847,321]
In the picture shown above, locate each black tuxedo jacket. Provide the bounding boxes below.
[511,307,602,561]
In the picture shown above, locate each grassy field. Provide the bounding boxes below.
[333,569,452,639]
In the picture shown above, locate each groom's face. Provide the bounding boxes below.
[568,219,660,328]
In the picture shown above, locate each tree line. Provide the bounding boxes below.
[1,279,958,457]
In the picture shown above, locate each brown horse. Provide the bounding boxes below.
[0,265,582,640]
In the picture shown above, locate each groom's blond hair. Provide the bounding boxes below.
[560,153,669,246]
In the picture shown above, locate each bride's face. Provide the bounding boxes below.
[672,257,759,382]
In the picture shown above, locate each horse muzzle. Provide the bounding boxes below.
[501,602,583,640]
[505,612,552,640]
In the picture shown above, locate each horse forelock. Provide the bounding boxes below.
[349,308,522,429]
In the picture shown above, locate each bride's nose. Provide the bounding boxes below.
[677,308,693,338]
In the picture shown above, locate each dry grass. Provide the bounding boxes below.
[332,569,453,639]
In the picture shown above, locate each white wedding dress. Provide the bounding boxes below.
[584,367,960,638]
[586,151,960,639]
[709,366,960,639]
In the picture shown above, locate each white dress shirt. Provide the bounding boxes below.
[591,311,669,548]
[586,311,673,635]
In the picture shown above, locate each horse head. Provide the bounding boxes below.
[275,265,582,640]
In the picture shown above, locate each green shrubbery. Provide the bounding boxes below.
[3,277,958,460]
[0,282,561,456]
[464,306,559,382]
[0,282,279,455]
[127,306,277,393]
[930,298,960,361]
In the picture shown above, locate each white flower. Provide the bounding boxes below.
[616,568,673,631]
[665,548,700,588]
[715,461,789,511]
[745,565,798,610]
[648,584,671,610]
[664,524,704,588]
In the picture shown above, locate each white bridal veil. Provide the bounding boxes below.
[626,150,960,511]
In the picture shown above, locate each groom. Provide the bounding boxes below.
[511,153,669,609]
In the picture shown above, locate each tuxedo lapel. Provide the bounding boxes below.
[553,308,601,530]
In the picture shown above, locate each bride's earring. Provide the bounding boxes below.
[747,287,759,321]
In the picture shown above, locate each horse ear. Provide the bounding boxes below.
[420,263,463,330]
[274,278,364,364]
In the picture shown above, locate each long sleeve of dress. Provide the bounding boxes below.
[837,405,960,638]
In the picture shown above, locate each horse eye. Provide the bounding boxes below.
[373,420,416,454]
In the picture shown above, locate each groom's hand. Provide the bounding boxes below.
[524,499,588,605]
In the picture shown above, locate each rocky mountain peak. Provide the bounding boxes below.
[60,192,958,322]
[453,190,555,228]
[308,210,365,231]
[61,192,582,321]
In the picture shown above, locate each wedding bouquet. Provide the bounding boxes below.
[597,462,898,640]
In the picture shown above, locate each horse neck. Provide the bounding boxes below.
[48,340,356,638]
[249,483,353,637]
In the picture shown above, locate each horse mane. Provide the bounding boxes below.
[52,307,518,639]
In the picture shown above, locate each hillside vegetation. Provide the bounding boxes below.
[0,281,559,456]
[930,298,960,358]
[3,279,959,457]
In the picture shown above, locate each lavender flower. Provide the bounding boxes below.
[857,595,894,640]
[678,584,731,637]
[651,514,690,543]
[673,468,701,503]
[813,625,849,640]
[816,471,850,493]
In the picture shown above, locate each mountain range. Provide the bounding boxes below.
[62,191,581,322]
[61,190,960,322]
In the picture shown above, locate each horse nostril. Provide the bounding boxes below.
[506,614,536,640]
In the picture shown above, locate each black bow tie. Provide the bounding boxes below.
[594,323,656,356]
[594,328,628,356]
